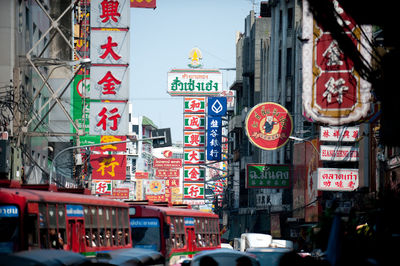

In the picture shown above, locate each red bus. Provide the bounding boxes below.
[128,201,221,265]
[0,182,131,256]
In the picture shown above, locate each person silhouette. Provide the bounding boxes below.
[199,255,218,266]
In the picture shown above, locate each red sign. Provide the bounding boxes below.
[155,169,180,178]
[135,171,149,179]
[91,154,126,180]
[245,102,293,150]
[93,135,126,152]
[145,194,165,202]
[130,0,156,9]
[166,178,180,187]
[153,158,182,168]
[103,188,130,199]
[163,150,173,158]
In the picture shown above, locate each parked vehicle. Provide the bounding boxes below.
[245,247,291,266]
[220,243,233,249]
[270,239,293,249]
[190,249,260,266]
[91,248,165,265]
[240,233,272,252]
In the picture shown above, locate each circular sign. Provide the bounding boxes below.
[245,102,293,150]
[163,150,173,158]
[76,77,90,98]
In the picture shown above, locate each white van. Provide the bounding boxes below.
[240,233,273,252]
[270,239,294,249]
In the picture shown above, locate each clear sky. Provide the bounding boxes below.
[130,0,256,142]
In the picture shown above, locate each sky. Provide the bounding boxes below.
[130,0,256,143]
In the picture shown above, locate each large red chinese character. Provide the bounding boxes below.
[96,182,108,193]
[97,107,121,131]
[98,71,121,95]
[190,117,200,127]
[100,36,121,61]
[188,185,199,197]
[190,100,200,111]
[100,0,121,23]
[189,168,199,180]
[190,134,200,145]
[189,151,199,162]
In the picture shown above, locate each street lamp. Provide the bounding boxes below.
[289,136,320,155]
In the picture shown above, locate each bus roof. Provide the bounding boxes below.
[130,204,218,218]
[0,187,129,207]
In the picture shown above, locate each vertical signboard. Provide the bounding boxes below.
[206,116,222,161]
[302,0,371,124]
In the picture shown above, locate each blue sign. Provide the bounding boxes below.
[208,97,227,116]
[0,205,19,218]
[207,116,222,161]
[130,218,160,228]
[66,205,84,217]
[184,217,195,226]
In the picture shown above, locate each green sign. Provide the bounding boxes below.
[246,164,290,188]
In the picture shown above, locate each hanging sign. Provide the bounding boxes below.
[320,126,360,142]
[206,116,222,161]
[208,97,227,117]
[184,114,206,130]
[184,148,205,164]
[184,97,206,113]
[246,164,290,188]
[320,145,359,161]
[90,154,127,180]
[91,0,130,28]
[184,131,205,147]
[93,180,112,195]
[183,183,205,199]
[89,102,129,135]
[317,168,359,191]
[245,102,293,150]
[184,165,205,182]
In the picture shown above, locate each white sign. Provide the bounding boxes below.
[90,30,130,65]
[320,126,360,142]
[320,145,359,162]
[317,168,359,191]
[144,180,166,195]
[90,66,129,100]
[167,69,222,96]
[90,0,130,28]
[89,102,129,135]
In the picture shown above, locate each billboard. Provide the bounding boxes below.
[246,164,290,189]
[90,154,126,180]
[317,168,359,191]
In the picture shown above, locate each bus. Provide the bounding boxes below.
[0,181,131,256]
[128,201,221,265]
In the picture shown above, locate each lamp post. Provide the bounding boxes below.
[49,136,166,187]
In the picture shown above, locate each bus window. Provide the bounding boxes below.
[130,217,160,251]
[57,205,66,247]
[90,207,99,247]
[38,204,48,248]
[111,209,117,246]
[117,208,124,246]
[105,208,112,247]
[122,209,130,245]
[84,207,92,247]
[0,205,20,253]
[98,207,104,246]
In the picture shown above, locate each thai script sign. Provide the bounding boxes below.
[245,102,293,150]
[155,169,180,178]
[246,164,290,188]
[302,0,371,125]
[153,158,182,168]
[0,206,18,217]
[135,171,149,179]
[167,69,222,96]
[320,145,359,161]
[66,205,84,217]
[320,126,360,142]
[317,168,359,191]
[184,97,206,113]
[91,154,127,180]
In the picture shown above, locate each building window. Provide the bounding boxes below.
[287,8,293,29]
[286,48,292,77]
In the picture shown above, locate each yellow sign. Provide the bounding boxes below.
[188,47,202,68]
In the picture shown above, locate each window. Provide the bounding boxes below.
[287,8,293,29]
[286,48,292,76]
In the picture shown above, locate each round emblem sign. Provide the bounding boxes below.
[245,102,293,150]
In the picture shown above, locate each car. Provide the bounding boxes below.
[191,249,260,266]
[245,247,291,266]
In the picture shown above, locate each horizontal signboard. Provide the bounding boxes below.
[317,168,359,191]
[246,164,290,188]
[320,126,360,142]
[153,158,182,168]
[167,69,222,96]
[320,145,359,161]
[155,169,180,178]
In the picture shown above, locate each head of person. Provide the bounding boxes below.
[199,255,218,266]
[236,256,253,266]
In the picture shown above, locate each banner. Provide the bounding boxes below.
[93,135,127,152]
[130,0,156,9]
[91,154,126,180]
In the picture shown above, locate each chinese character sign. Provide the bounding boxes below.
[245,102,293,150]
[184,166,205,182]
[320,126,360,142]
[93,135,127,152]
[90,30,130,65]
[90,154,127,180]
[302,0,371,125]
[90,102,129,135]
[90,66,129,100]
[206,116,222,161]
[184,97,206,113]
[184,131,205,147]
[93,180,112,195]
[184,114,206,130]
[183,183,204,199]
[91,0,130,28]
[184,148,205,165]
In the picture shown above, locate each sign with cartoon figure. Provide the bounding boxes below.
[245,102,293,150]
